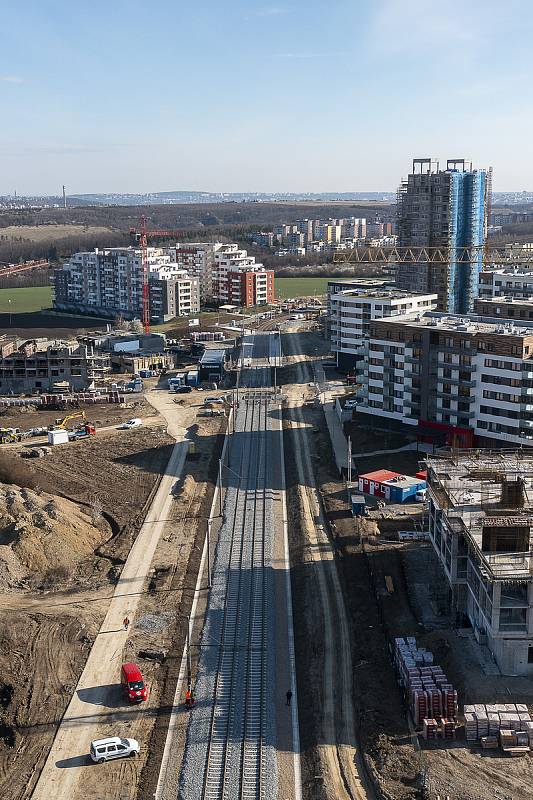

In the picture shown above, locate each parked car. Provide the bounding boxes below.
[118,418,142,430]
[344,400,358,409]
[90,737,139,763]
[121,662,148,703]
[204,397,224,405]
[174,385,192,394]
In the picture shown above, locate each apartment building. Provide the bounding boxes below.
[356,311,533,448]
[0,337,110,393]
[213,244,274,306]
[479,267,533,301]
[327,281,437,371]
[148,268,200,323]
[54,246,199,321]
[396,158,489,313]
[474,297,533,322]
[426,451,533,676]
[172,242,222,300]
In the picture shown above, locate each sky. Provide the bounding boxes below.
[1,0,532,194]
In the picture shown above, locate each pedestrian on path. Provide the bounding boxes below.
[286,689,292,706]
[123,616,130,631]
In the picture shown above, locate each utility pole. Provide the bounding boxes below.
[62,184,67,209]
[348,436,352,484]
[186,614,192,690]
[206,519,212,590]
[218,457,223,516]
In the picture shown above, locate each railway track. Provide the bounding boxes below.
[180,336,277,800]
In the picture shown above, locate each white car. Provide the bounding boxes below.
[345,400,358,409]
[90,737,139,763]
[119,418,142,430]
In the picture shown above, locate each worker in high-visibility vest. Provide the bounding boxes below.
[185,688,195,708]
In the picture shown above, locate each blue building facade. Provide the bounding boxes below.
[397,158,489,314]
[448,166,487,314]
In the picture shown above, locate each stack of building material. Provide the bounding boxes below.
[480,736,499,750]
[422,719,438,740]
[463,702,533,742]
[475,706,489,738]
[394,637,458,730]
[465,713,478,742]
[441,719,456,739]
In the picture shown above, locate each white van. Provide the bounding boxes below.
[415,489,427,503]
[90,737,139,763]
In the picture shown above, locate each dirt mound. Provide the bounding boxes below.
[0,484,107,589]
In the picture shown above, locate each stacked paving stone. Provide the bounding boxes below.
[464,703,533,743]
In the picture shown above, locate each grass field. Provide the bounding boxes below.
[0,224,113,242]
[275,276,334,299]
[0,285,53,313]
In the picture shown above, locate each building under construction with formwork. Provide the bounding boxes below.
[426,450,533,675]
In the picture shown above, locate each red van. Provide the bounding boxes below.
[121,663,148,703]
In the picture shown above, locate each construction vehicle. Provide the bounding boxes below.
[0,427,23,444]
[48,411,88,431]
[49,411,96,439]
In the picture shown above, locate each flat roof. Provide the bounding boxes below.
[199,349,227,364]
[375,311,533,337]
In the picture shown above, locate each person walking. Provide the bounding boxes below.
[286,689,292,707]
[123,616,130,631]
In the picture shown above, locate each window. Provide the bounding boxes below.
[528,646,533,664]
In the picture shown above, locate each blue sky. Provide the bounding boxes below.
[1,0,532,194]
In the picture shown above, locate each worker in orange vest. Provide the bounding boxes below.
[185,688,195,708]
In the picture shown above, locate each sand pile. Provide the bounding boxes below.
[0,484,106,589]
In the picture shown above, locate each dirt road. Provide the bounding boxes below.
[283,327,373,800]
[30,400,190,800]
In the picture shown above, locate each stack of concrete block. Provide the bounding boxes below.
[464,703,532,742]
[423,718,438,740]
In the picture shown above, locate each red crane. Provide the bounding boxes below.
[130,218,187,335]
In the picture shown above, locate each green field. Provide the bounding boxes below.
[0,285,53,313]
[274,276,334,299]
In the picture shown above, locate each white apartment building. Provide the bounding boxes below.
[426,451,533,676]
[213,244,274,306]
[54,246,198,321]
[172,242,223,301]
[479,267,533,301]
[356,312,533,448]
[327,280,437,371]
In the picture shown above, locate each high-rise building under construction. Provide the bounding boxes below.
[396,158,489,313]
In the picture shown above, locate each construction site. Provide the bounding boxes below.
[0,317,532,800]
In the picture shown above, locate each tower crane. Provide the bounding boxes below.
[129,218,189,335]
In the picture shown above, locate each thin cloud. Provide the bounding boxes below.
[0,76,24,84]
[255,6,287,16]
[274,51,348,59]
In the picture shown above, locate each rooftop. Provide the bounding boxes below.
[375,311,533,337]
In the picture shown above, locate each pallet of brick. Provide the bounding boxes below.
[516,703,529,714]
[412,691,429,726]
[485,703,499,715]
[422,718,438,740]
[441,718,456,739]
[465,712,478,741]
[499,713,512,729]
[480,735,499,750]
[429,689,442,718]
[504,703,518,713]
[464,704,475,715]
[443,688,458,718]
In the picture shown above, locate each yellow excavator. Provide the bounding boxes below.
[49,411,96,438]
